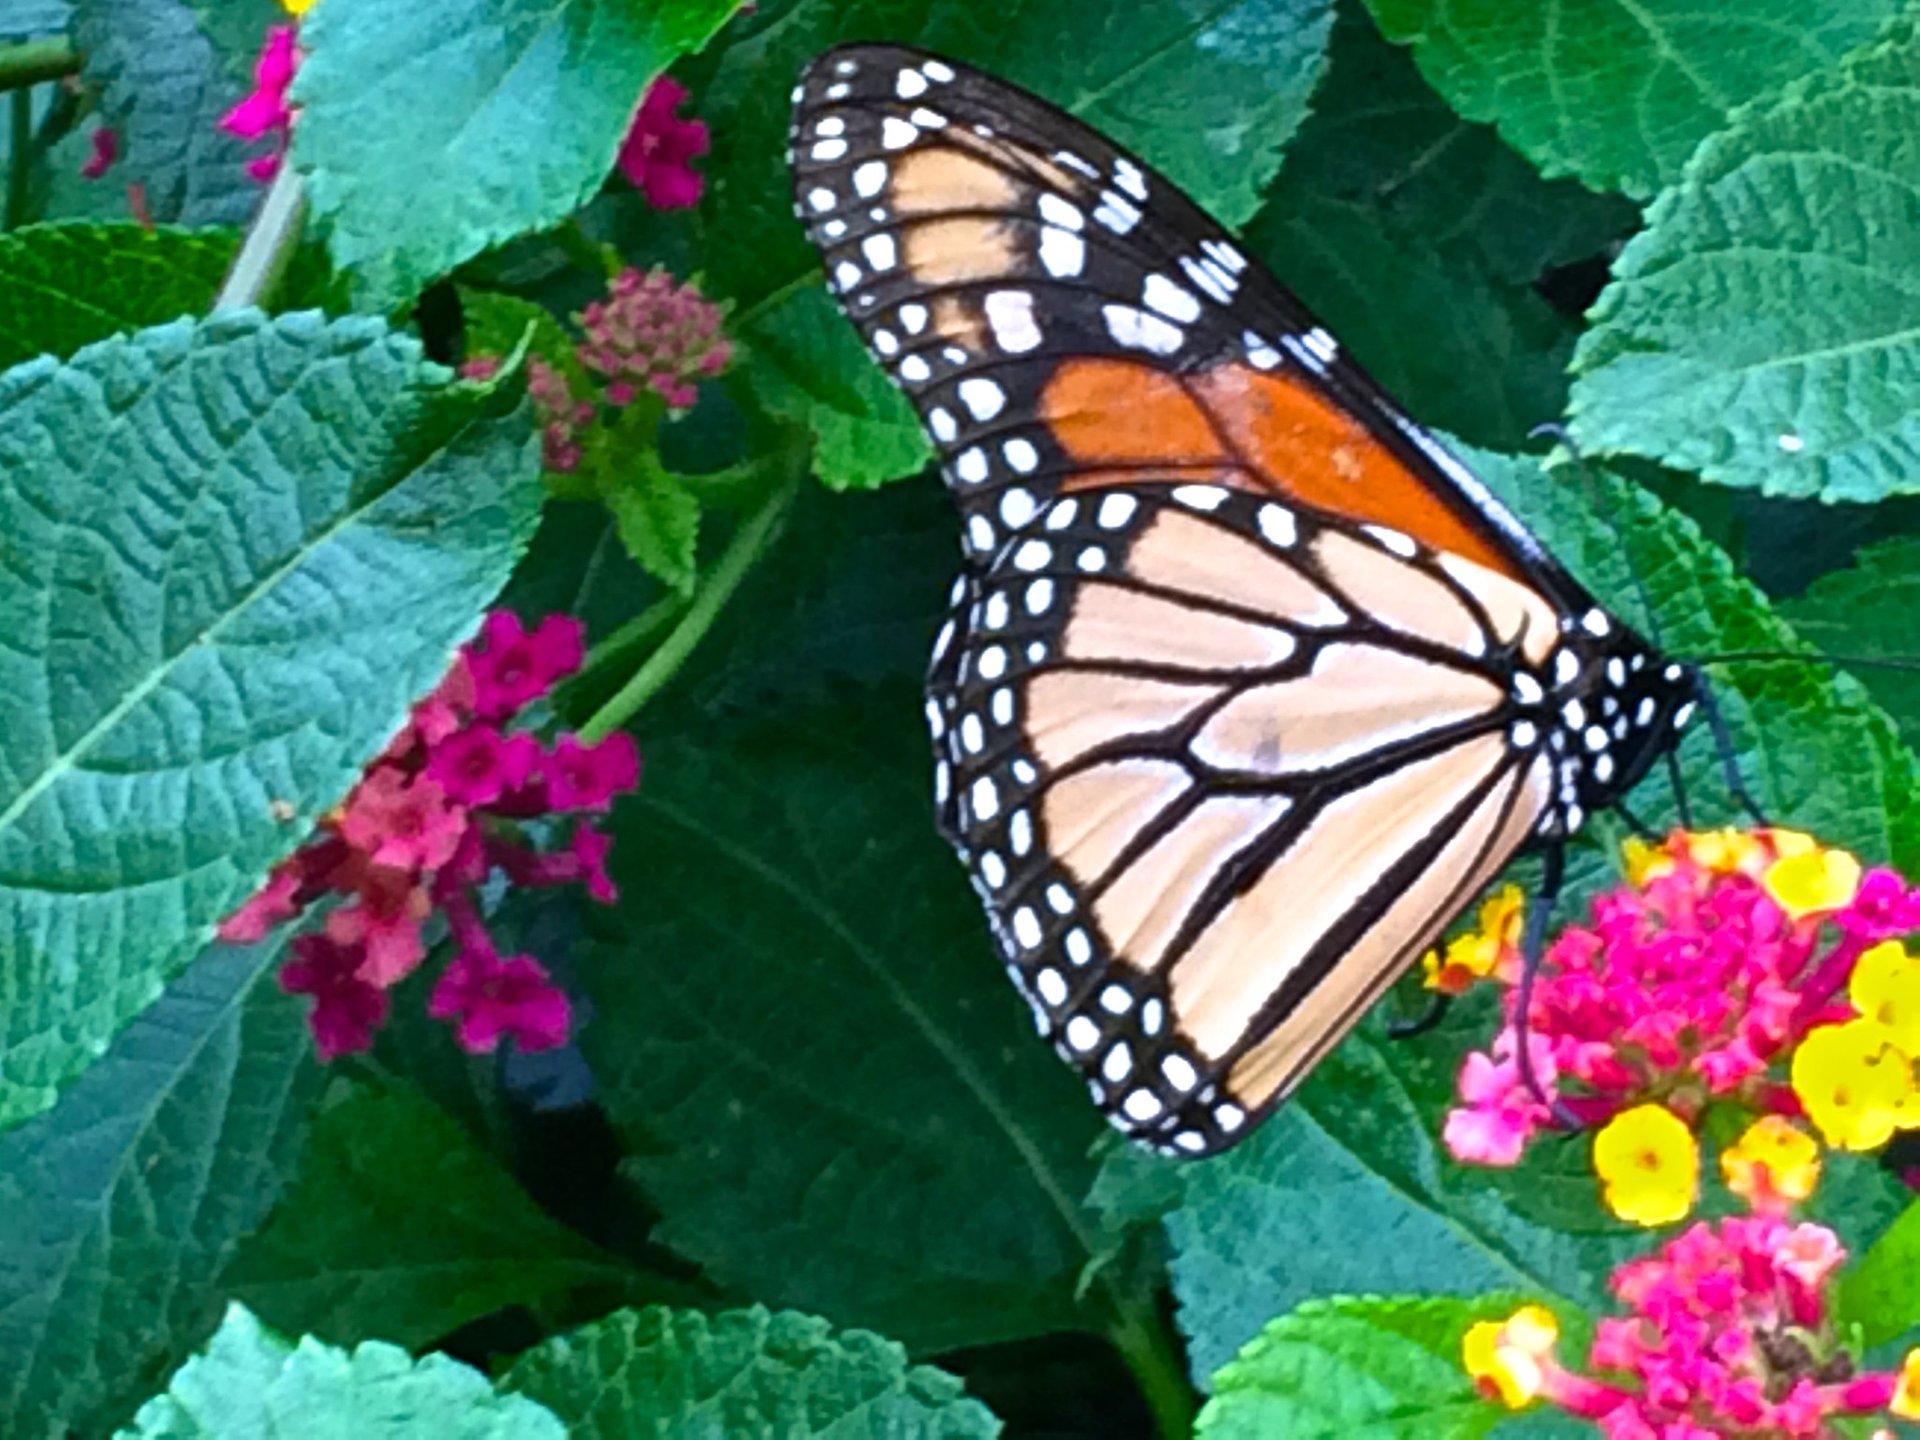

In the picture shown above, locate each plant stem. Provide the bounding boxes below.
[214,163,307,311]
[578,592,692,680]
[4,88,28,231]
[1110,1301,1199,1439]
[578,477,798,740]
[0,38,76,90]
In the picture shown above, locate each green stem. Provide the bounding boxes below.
[5,88,28,231]
[1110,1301,1199,1439]
[576,592,692,683]
[214,163,306,311]
[578,477,799,740]
[0,38,76,90]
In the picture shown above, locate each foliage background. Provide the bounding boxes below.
[3,0,1920,1434]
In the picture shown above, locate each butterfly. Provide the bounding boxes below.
[787,44,1701,1157]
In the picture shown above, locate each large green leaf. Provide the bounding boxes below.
[1362,0,1903,198]
[1838,1200,1920,1350]
[1781,538,1920,748]
[70,0,259,226]
[1197,1294,1521,1440]
[292,0,747,308]
[704,0,1335,488]
[584,687,1109,1352]
[0,939,321,1440]
[1169,1003,1638,1383]
[225,1083,637,1349]
[0,1,70,38]
[1570,20,1920,501]
[505,1307,1001,1438]
[117,1304,565,1439]
[0,310,540,1132]
[0,225,237,371]
[1280,10,1636,286]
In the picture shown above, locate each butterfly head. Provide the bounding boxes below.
[1532,607,1699,835]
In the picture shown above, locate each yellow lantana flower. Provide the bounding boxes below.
[1421,885,1524,993]
[1462,1305,1559,1409]
[1791,1020,1918,1151]
[1893,1347,1920,1420]
[1622,835,1675,886]
[1592,1104,1699,1226]
[1720,1114,1821,1208]
[1764,838,1862,920]
[1850,941,1920,1051]
[284,0,318,14]
[1685,827,1768,876]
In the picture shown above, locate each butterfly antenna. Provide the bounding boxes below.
[1513,845,1582,1129]
[1695,674,1772,826]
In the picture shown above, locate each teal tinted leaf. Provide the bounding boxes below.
[584,687,1108,1351]
[705,0,1334,487]
[1197,1294,1521,1440]
[1570,20,1920,500]
[1244,186,1575,449]
[292,0,747,308]
[0,940,322,1440]
[1839,1200,1920,1349]
[1169,1005,1636,1383]
[0,310,540,1132]
[118,1303,566,1439]
[177,0,281,83]
[0,0,69,38]
[1362,0,1903,198]
[225,1084,632,1349]
[71,0,259,225]
[505,1306,1001,1438]
[1781,539,1920,747]
[0,224,235,370]
[1279,10,1636,285]
[747,287,928,492]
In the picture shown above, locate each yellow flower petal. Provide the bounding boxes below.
[1462,1306,1558,1410]
[1686,827,1765,876]
[1894,1347,1920,1420]
[1621,835,1675,886]
[1765,844,1863,920]
[1720,1114,1822,1206]
[1421,885,1525,992]
[1850,941,1920,1052]
[1592,1104,1699,1227]
[283,0,318,13]
[1791,1020,1915,1152]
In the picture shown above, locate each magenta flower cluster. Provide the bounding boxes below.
[615,76,710,209]
[217,25,299,181]
[221,612,638,1060]
[578,266,734,412]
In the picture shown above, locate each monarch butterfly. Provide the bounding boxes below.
[787,44,1701,1158]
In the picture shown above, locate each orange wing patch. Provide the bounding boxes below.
[1039,358,1522,581]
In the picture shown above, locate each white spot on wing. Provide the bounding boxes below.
[1040,228,1085,278]
[1103,304,1183,356]
[1143,273,1202,323]
[984,290,1043,353]
[853,161,888,198]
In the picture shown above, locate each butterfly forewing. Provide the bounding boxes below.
[791,44,1701,1156]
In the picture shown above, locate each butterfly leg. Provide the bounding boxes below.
[1610,799,1660,841]
[1663,747,1695,830]
[1695,678,1772,827]
[1512,845,1584,1130]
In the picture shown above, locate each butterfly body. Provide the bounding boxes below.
[789,44,1698,1155]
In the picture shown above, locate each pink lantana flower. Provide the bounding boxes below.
[217,610,638,1060]
[81,127,119,179]
[218,25,301,181]
[577,267,733,413]
[1443,828,1920,1171]
[615,75,709,209]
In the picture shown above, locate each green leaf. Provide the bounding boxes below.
[118,1303,566,1439]
[292,0,747,309]
[1243,186,1575,450]
[1839,1200,1920,1350]
[704,0,1335,487]
[604,455,701,594]
[1570,19,1920,500]
[71,0,260,225]
[0,310,541,1132]
[0,224,236,370]
[1169,1005,1636,1384]
[0,939,322,1439]
[584,687,1108,1352]
[1362,0,1903,198]
[178,0,282,83]
[1278,10,1635,286]
[224,1083,633,1349]
[505,1306,1001,1438]
[1197,1294,1522,1440]
[1782,539,1920,747]
[747,286,929,492]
